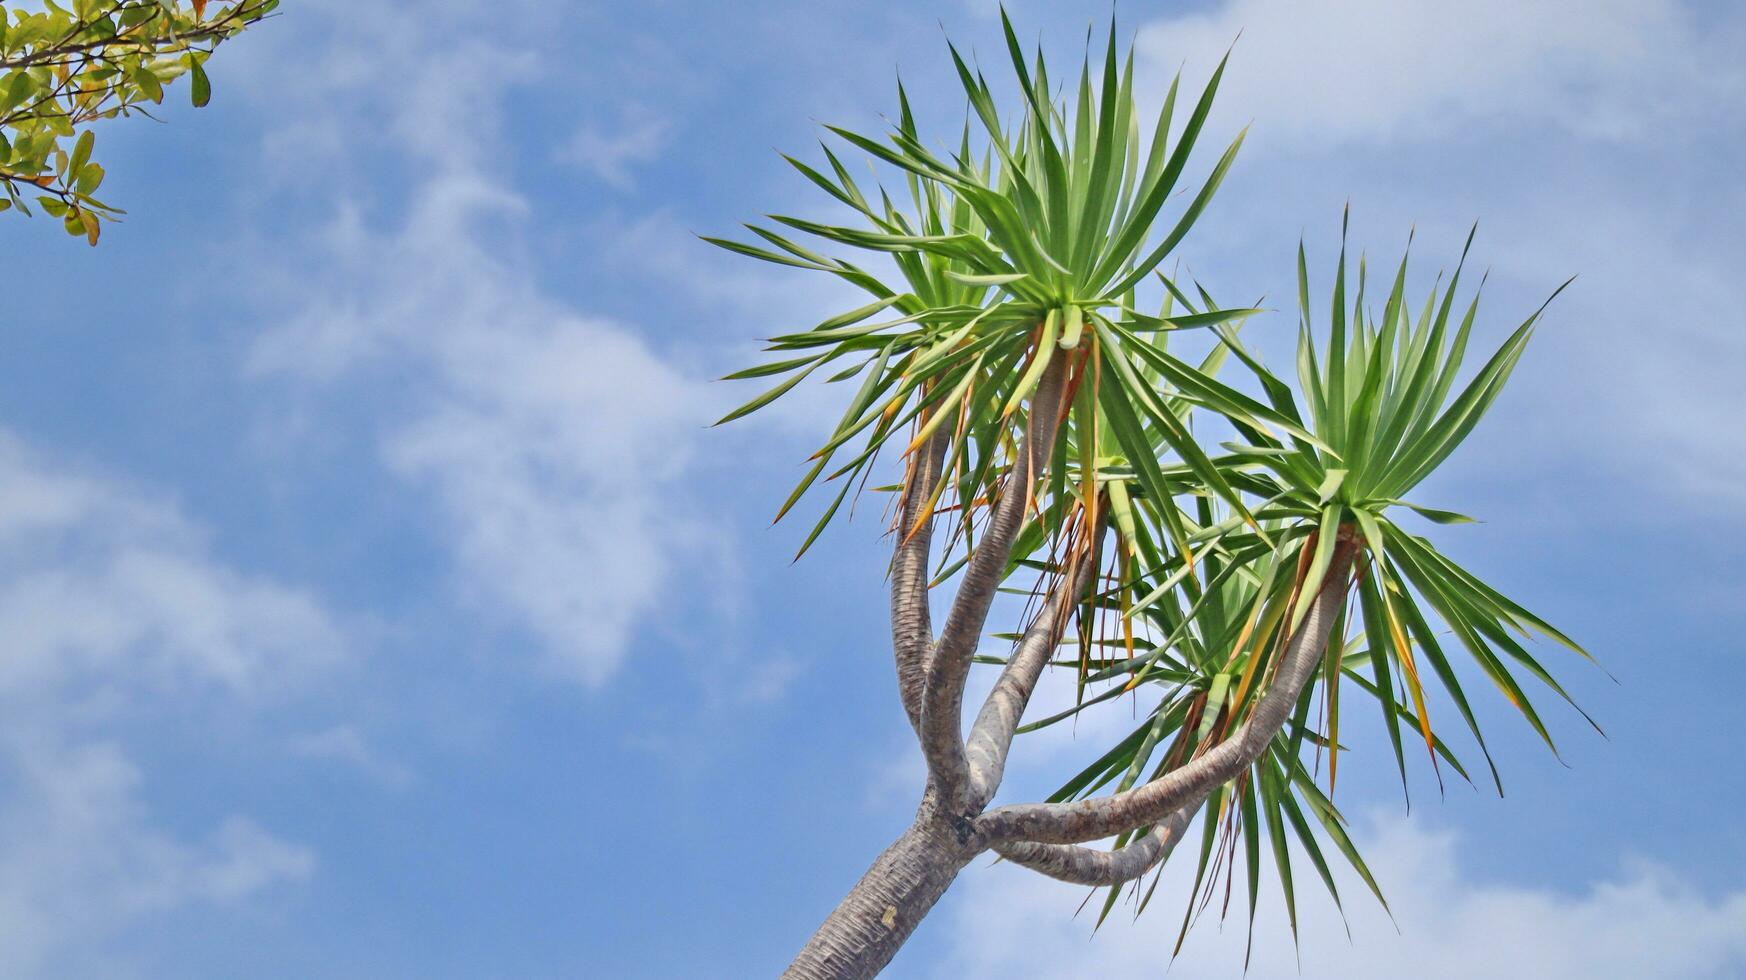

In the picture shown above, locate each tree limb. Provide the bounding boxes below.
[976,531,1357,845]
[993,805,1193,886]
[963,521,1100,810]
[919,355,1067,808]
[0,1,266,72]
[890,426,951,735]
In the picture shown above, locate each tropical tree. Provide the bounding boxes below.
[0,0,275,243]
[712,13,1594,978]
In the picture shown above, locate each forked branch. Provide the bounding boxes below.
[964,517,1102,810]
[994,806,1194,886]
[918,355,1068,806]
[976,532,1357,846]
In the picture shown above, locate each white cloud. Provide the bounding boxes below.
[560,110,672,189]
[1119,0,1746,521]
[288,723,412,790]
[0,735,313,979]
[1137,0,1735,144]
[249,170,713,685]
[232,0,542,185]
[0,432,343,699]
[932,812,1746,979]
[1472,193,1746,514]
[715,654,803,708]
[0,431,335,977]
[240,7,723,686]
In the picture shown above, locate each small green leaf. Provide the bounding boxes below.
[1397,501,1477,524]
[189,57,211,107]
[714,360,822,425]
[0,71,35,113]
[74,163,105,195]
[68,130,94,176]
[132,67,164,104]
[1317,468,1348,505]
[720,354,820,381]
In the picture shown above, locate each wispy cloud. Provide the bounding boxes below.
[1137,0,1740,145]
[0,431,334,977]
[934,811,1746,979]
[0,432,344,699]
[239,5,725,686]
[0,735,314,979]
[249,170,716,686]
[288,723,413,790]
[559,110,672,189]
[1118,0,1746,523]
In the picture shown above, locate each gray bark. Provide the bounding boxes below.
[781,804,980,980]
[785,359,1067,977]
[919,357,1066,809]
[976,532,1358,846]
[964,534,1097,810]
[890,427,951,735]
[993,806,1192,886]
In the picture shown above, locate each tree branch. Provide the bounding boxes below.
[993,805,1193,886]
[976,531,1357,845]
[0,1,266,72]
[890,426,951,735]
[963,522,1099,810]
[919,354,1067,808]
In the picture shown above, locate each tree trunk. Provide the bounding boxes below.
[782,811,978,979]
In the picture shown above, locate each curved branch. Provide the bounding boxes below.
[919,355,1067,807]
[977,532,1357,846]
[993,805,1194,887]
[891,427,952,735]
[964,524,1100,809]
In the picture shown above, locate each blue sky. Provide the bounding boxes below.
[0,0,1742,976]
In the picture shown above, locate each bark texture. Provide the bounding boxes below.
[890,428,951,734]
[993,806,1192,886]
[920,358,1066,808]
[964,537,1096,810]
[782,810,978,980]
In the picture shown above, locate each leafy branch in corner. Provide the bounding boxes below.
[0,0,277,243]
